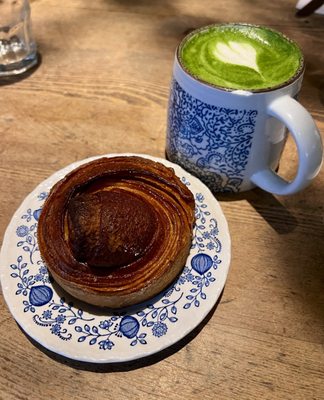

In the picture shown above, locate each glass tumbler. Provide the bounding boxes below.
[0,0,38,76]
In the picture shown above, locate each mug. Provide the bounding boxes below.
[166,25,323,195]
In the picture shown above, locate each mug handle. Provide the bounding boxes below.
[251,95,323,195]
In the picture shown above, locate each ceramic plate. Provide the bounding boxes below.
[0,154,231,363]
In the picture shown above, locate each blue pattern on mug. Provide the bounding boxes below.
[167,80,257,193]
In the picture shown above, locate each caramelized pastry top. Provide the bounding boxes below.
[37,156,195,301]
[67,189,157,268]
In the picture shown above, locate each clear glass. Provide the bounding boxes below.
[0,0,38,76]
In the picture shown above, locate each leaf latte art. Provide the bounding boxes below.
[213,41,260,73]
[179,24,303,91]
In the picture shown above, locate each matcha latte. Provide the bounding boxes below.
[179,24,303,91]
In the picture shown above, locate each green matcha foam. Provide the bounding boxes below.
[179,24,303,91]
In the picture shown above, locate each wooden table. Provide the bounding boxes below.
[1,1,323,399]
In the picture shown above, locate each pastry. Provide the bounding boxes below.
[37,156,195,308]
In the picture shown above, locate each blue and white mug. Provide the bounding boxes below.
[166,33,323,195]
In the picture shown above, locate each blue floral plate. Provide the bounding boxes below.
[0,154,231,363]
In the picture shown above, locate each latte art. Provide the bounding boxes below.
[179,24,303,91]
[213,41,260,73]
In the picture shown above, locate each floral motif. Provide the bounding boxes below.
[152,322,168,337]
[183,255,220,309]
[32,298,94,340]
[29,285,53,307]
[192,193,222,253]
[10,256,52,313]
[42,310,52,319]
[16,222,38,264]
[16,225,29,237]
[167,79,256,193]
[74,315,146,348]
[119,316,140,339]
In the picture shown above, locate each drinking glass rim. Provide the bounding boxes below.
[176,23,305,94]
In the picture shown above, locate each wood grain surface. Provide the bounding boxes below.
[1,1,323,399]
